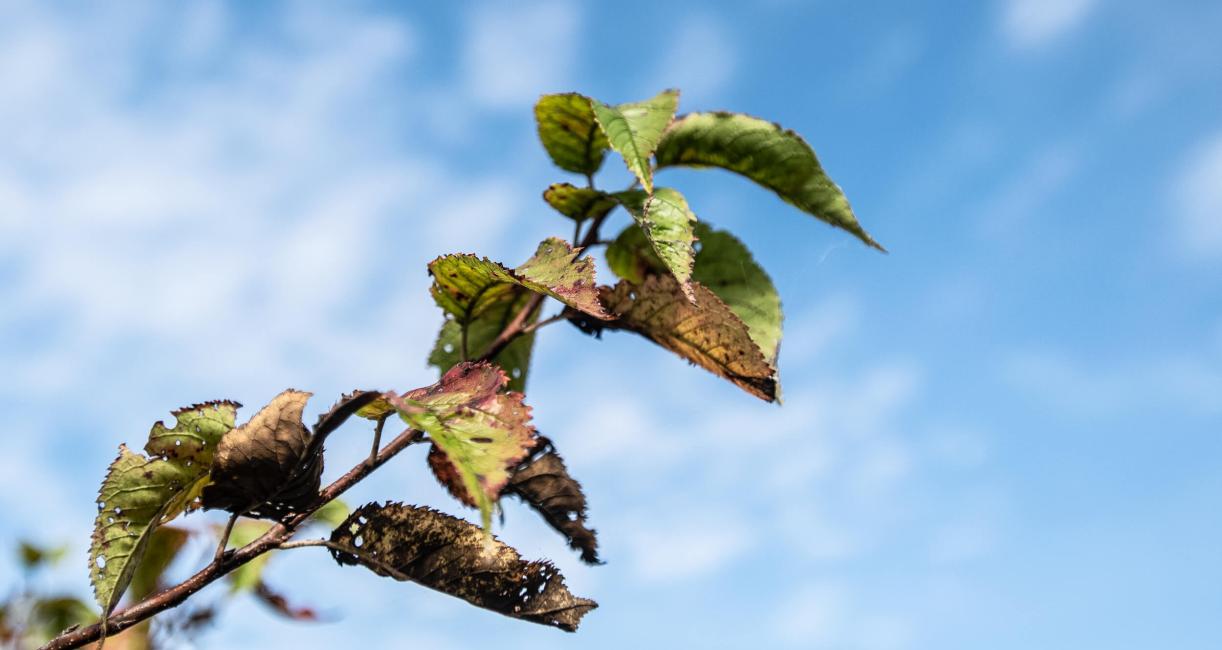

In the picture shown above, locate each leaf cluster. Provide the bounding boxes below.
[60,86,880,647]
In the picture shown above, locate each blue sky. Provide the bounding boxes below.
[1,1,1220,648]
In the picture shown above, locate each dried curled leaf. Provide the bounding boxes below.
[655,111,883,250]
[90,401,239,616]
[593,275,778,402]
[614,188,697,300]
[202,390,379,520]
[542,183,618,222]
[387,362,537,529]
[590,89,679,193]
[330,502,597,631]
[507,437,600,564]
[535,92,609,176]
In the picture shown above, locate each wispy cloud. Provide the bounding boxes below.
[645,14,737,106]
[1170,131,1222,259]
[1000,0,1098,50]
[462,1,580,109]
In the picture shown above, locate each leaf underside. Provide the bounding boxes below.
[330,502,597,631]
[387,362,538,529]
[429,289,539,392]
[655,111,883,250]
[591,89,679,193]
[90,401,240,616]
[507,437,600,564]
[614,188,697,300]
[595,275,778,402]
[535,93,609,176]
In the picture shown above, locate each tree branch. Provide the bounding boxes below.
[40,427,425,650]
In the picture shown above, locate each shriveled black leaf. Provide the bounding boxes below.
[203,390,379,520]
[330,502,596,631]
[253,582,322,622]
[507,437,599,564]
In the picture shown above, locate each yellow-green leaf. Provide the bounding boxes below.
[535,93,608,176]
[655,111,883,250]
[614,188,697,300]
[542,183,617,222]
[591,89,679,193]
[89,401,239,616]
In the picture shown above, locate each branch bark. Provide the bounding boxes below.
[41,427,425,650]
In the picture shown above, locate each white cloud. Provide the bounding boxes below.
[1004,349,1222,418]
[646,14,736,106]
[1001,0,1098,50]
[976,141,1080,238]
[624,514,754,583]
[772,583,913,649]
[463,1,579,108]
[1171,131,1222,259]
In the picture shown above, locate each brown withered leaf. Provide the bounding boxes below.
[202,390,379,520]
[506,437,599,564]
[596,275,778,402]
[330,502,596,631]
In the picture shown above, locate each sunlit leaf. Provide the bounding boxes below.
[90,401,239,617]
[385,362,537,529]
[614,188,697,300]
[535,93,609,176]
[330,502,596,631]
[591,89,679,193]
[506,437,599,564]
[655,111,883,250]
[430,237,611,325]
[542,183,617,222]
[309,498,351,530]
[202,390,380,520]
[586,275,778,401]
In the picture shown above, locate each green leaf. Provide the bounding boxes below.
[91,446,194,616]
[225,520,274,593]
[309,498,351,529]
[129,526,189,602]
[614,188,697,300]
[330,502,596,631]
[18,541,68,570]
[429,288,540,392]
[591,89,679,193]
[386,362,537,530]
[506,437,599,564]
[202,390,380,520]
[534,93,609,176]
[655,111,884,250]
[90,401,240,616]
[542,183,617,222]
[595,275,779,402]
[430,238,611,324]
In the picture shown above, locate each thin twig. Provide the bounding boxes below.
[366,414,388,467]
[278,539,411,582]
[520,312,570,336]
[213,512,239,563]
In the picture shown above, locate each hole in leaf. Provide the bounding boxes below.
[353,535,364,548]
[511,368,522,379]
[95,556,106,569]
[175,440,182,447]
[443,343,454,354]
